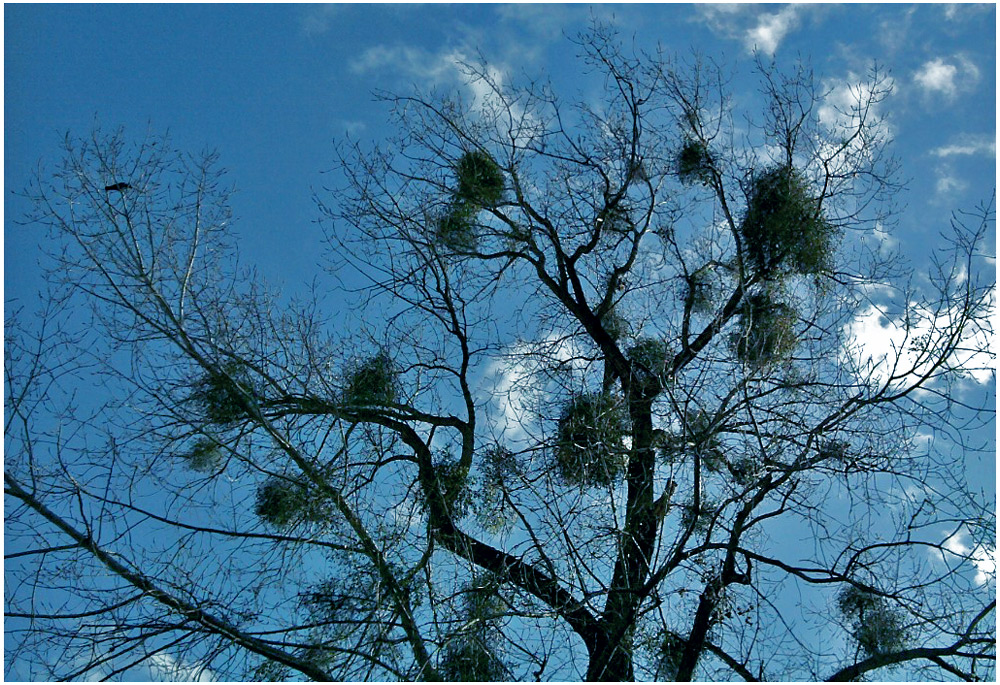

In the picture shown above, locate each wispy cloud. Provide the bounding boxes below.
[349,45,507,110]
[867,222,898,256]
[878,6,917,53]
[300,4,342,37]
[913,55,981,99]
[349,44,538,145]
[931,134,996,158]
[818,71,890,131]
[74,650,215,682]
[934,166,969,198]
[942,3,995,22]
[349,45,465,84]
[336,119,368,137]
[495,4,583,43]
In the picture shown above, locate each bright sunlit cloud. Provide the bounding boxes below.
[943,528,997,587]
[693,4,811,56]
[745,5,803,55]
[145,653,215,682]
[482,335,588,445]
[819,75,868,130]
[843,291,994,390]
[871,222,898,254]
[79,651,216,682]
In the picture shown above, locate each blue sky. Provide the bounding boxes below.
[5,3,995,304]
[4,3,996,681]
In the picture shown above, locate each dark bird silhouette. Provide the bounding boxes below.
[104,182,131,192]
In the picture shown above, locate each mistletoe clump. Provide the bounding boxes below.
[455,150,505,207]
[731,292,798,366]
[601,306,632,341]
[342,351,399,406]
[434,151,504,251]
[675,138,714,186]
[436,457,474,519]
[476,446,519,533]
[435,208,479,251]
[181,437,225,472]
[626,336,673,395]
[481,445,517,490]
[299,572,379,627]
[598,203,634,233]
[740,165,836,277]
[254,477,326,528]
[679,497,720,535]
[439,577,508,682]
[654,632,686,681]
[554,392,629,487]
[188,362,256,425]
[837,586,910,657]
[439,638,507,682]
[660,409,724,471]
[686,264,718,314]
[818,439,851,463]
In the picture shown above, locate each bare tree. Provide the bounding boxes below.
[6,26,995,682]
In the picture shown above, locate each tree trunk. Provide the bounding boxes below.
[585,637,634,681]
[675,577,723,681]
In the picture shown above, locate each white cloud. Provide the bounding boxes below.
[971,547,997,585]
[817,70,893,168]
[869,222,898,255]
[145,653,215,681]
[695,4,812,55]
[931,134,997,158]
[699,4,745,18]
[843,289,994,390]
[486,357,534,444]
[943,3,995,22]
[915,59,958,95]
[878,6,917,53]
[349,45,524,128]
[76,650,215,682]
[349,44,502,105]
[745,5,802,55]
[495,4,582,43]
[935,167,969,198]
[913,55,981,99]
[336,119,367,137]
[481,335,588,445]
[943,528,997,586]
[819,74,870,131]
[349,45,465,84]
